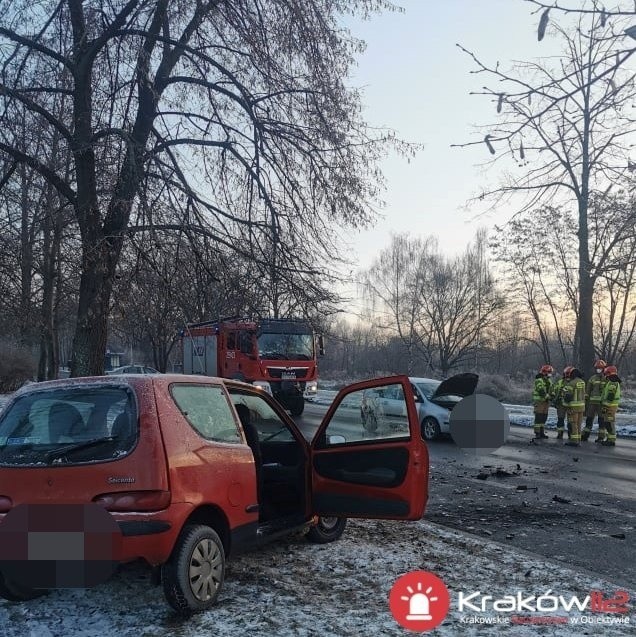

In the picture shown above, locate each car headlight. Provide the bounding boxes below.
[305,381,318,394]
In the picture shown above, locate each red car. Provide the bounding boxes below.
[0,374,428,614]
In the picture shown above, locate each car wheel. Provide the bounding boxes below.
[162,524,225,615]
[289,395,305,416]
[0,571,47,602]
[362,411,378,432]
[421,416,441,441]
[306,517,347,544]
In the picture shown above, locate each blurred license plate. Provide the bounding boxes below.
[281,372,296,379]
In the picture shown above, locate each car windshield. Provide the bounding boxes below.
[0,386,137,466]
[257,333,314,360]
[415,381,441,399]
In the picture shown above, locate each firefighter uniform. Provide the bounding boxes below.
[599,369,621,446]
[550,376,568,439]
[533,365,553,439]
[562,369,586,446]
[582,365,607,441]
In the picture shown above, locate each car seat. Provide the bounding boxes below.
[48,402,84,442]
[234,404,262,500]
[111,412,133,441]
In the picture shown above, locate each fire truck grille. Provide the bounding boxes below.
[267,367,309,379]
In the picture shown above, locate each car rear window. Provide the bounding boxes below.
[0,386,137,466]
[171,384,241,443]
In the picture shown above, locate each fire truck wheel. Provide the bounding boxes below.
[289,396,305,417]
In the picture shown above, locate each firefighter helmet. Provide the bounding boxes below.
[593,359,607,369]
[540,364,554,375]
[603,365,618,377]
[563,365,574,378]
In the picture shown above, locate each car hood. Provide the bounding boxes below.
[430,373,479,399]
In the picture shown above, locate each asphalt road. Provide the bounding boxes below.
[297,401,636,589]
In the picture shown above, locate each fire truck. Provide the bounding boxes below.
[180,317,322,416]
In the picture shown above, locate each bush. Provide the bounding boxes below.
[0,343,36,392]
[477,373,529,404]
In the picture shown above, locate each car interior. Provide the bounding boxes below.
[229,389,307,525]
[0,389,136,465]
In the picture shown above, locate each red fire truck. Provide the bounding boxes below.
[180,317,322,416]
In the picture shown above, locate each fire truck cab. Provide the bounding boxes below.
[181,317,321,416]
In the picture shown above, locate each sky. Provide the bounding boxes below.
[341,0,563,275]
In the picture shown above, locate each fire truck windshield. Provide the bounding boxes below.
[257,333,314,360]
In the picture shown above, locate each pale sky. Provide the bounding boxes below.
[342,0,561,275]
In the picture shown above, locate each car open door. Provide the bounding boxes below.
[310,375,429,521]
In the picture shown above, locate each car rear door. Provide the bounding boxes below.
[310,376,428,520]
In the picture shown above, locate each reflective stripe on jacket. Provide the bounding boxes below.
[586,374,606,403]
[601,378,621,407]
[532,376,551,402]
[563,378,586,409]
[550,378,565,404]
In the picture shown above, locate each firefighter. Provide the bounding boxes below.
[598,365,621,447]
[532,364,553,439]
[581,359,607,442]
[562,367,586,446]
[551,366,573,440]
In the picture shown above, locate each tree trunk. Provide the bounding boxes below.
[70,238,118,376]
[38,194,54,380]
[576,84,594,374]
[19,164,34,346]
[577,271,594,372]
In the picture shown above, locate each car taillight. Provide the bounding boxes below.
[93,490,171,512]
[0,496,12,513]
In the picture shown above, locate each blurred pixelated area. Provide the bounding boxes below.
[449,394,509,454]
[0,504,122,589]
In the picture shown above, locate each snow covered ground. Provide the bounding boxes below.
[0,519,633,636]
[503,403,636,438]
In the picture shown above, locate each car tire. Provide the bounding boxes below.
[362,411,378,432]
[421,416,441,441]
[306,517,347,544]
[161,524,225,615]
[289,395,305,417]
[0,571,47,602]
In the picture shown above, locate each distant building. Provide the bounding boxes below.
[105,350,125,371]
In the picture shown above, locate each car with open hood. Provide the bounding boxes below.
[361,373,479,441]
[0,374,428,614]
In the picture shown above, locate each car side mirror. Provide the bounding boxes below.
[328,434,345,445]
[318,335,325,357]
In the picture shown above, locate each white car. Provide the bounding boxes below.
[106,365,160,375]
[360,373,479,441]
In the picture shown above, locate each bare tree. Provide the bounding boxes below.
[420,244,505,375]
[491,205,578,364]
[363,233,504,376]
[0,0,403,376]
[362,234,437,374]
[454,2,636,372]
